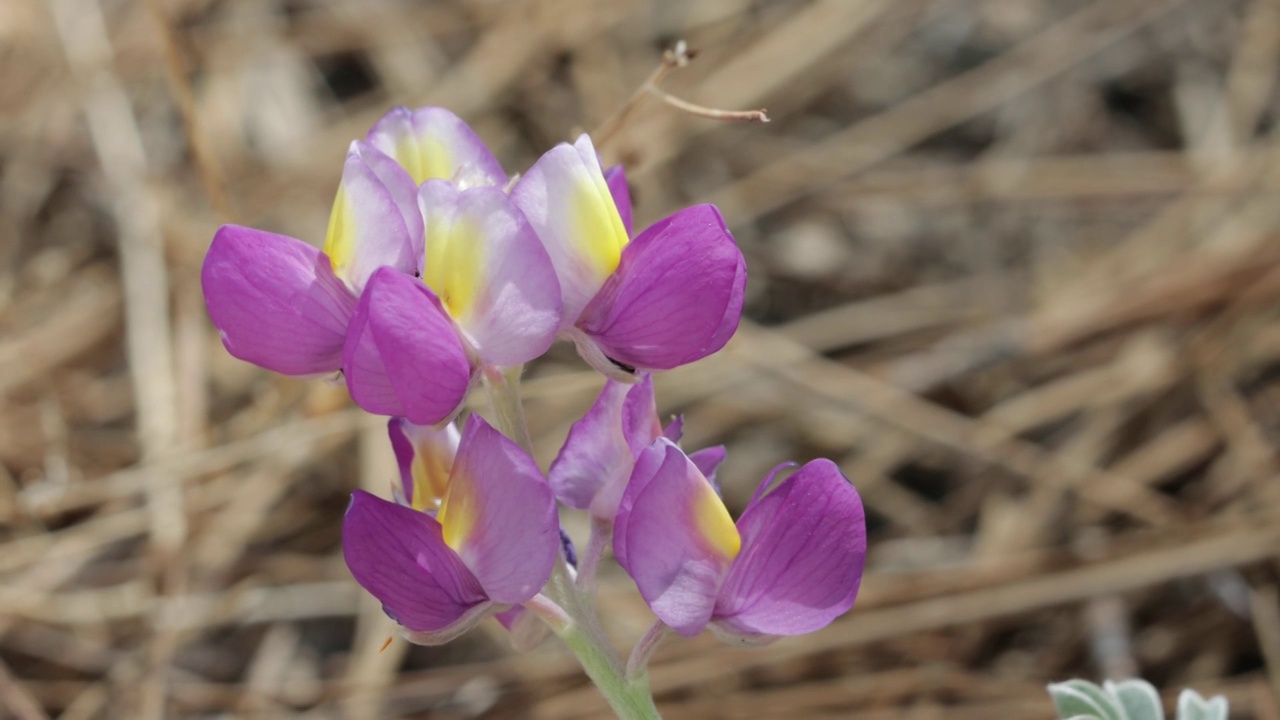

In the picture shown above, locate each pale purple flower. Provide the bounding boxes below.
[613,439,866,643]
[343,415,559,645]
[511,135,746,380]
[549,374,725,521]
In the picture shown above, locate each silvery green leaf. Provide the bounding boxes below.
[1176,689,1228,720]
[1104,679,1164,720]
[1049,680,1125,720]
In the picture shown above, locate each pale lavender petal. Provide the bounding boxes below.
[418,181,562,366]
[202,224,356,375]
[547,376,663,519]
[511,135,630,326]
[493,606,550,651]
[604,164,633,237]
[620,374,662,457]
[712,459,866,639]
[662,415,684,442]
[400,602,496,646]
[690,446,728,487]
[366,106,506,188]
[387,418,459,512]
[547,379,632,510]
[342,268,473,425]
[438,416,559,604]
[614,439,740,637]
[575,204,747,373]
[323,142,418,292]
[342,490,488,634]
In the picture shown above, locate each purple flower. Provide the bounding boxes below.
[511,135,747,380]
[549,374,725,522]
[202,138,417,376]
[613,439,866,643]
[343,415,559,645]
[342,180,561,424]
[204,106,561,425]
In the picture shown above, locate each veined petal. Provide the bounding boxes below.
[342,490,489,634]
[511,134,630,326]
[614,439,741,637]
[202,224,355,375]
[419,181,562,366]
[388,418,459,512]
[342,268,473,425]
[712,459,866,639]
[548,376,663,519]
[366,106,506,188]
[604,164,633,237]
[576,204,746,374]
[548,379,631,511]
[323,142,419,291]
[437,416,559,604]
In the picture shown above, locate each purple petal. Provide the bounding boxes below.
[690,446,728,488]
[342,268,474,424]
[322,142,419,292]
[548,376,662,519]
[548,380,631,513]
[662,415,684,442]
[712,459,867,639]
[366,106,506,188]
[614,439,740,637]
[438,416,559,604]
[202,224,356,375]
[620,374,663,457]
[418,181,562,366]
[575,204,747,374]
[342,490,489,634]
[604,164,633,237]
[387,418,459,512]
[511,135,630,326]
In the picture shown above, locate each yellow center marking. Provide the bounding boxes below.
[693,481,741,560]
[323,185,356,277]
[422,215,485,322]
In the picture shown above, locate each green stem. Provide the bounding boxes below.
[560,623,661,719]
[482,365,534,454]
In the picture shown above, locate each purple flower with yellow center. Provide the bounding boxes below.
[202,106,561,425]
[614,439,866,643]
[550,374,725,522]
[511,135,747,380]
[385,416,556,649]
[343,415,559,645]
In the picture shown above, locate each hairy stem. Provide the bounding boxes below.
[626,622,672,681]
[576,516,611,596]
[482,365,534,454]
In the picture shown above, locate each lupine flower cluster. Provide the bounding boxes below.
[202,106,866,718]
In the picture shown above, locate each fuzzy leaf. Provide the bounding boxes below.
[1176,690,1228,720]
[1049,680,1125,720]
[1104,680,1165,720]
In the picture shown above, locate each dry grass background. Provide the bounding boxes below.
[4,0,1280,717]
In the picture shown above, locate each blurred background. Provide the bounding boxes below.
[4,0,1280,717]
